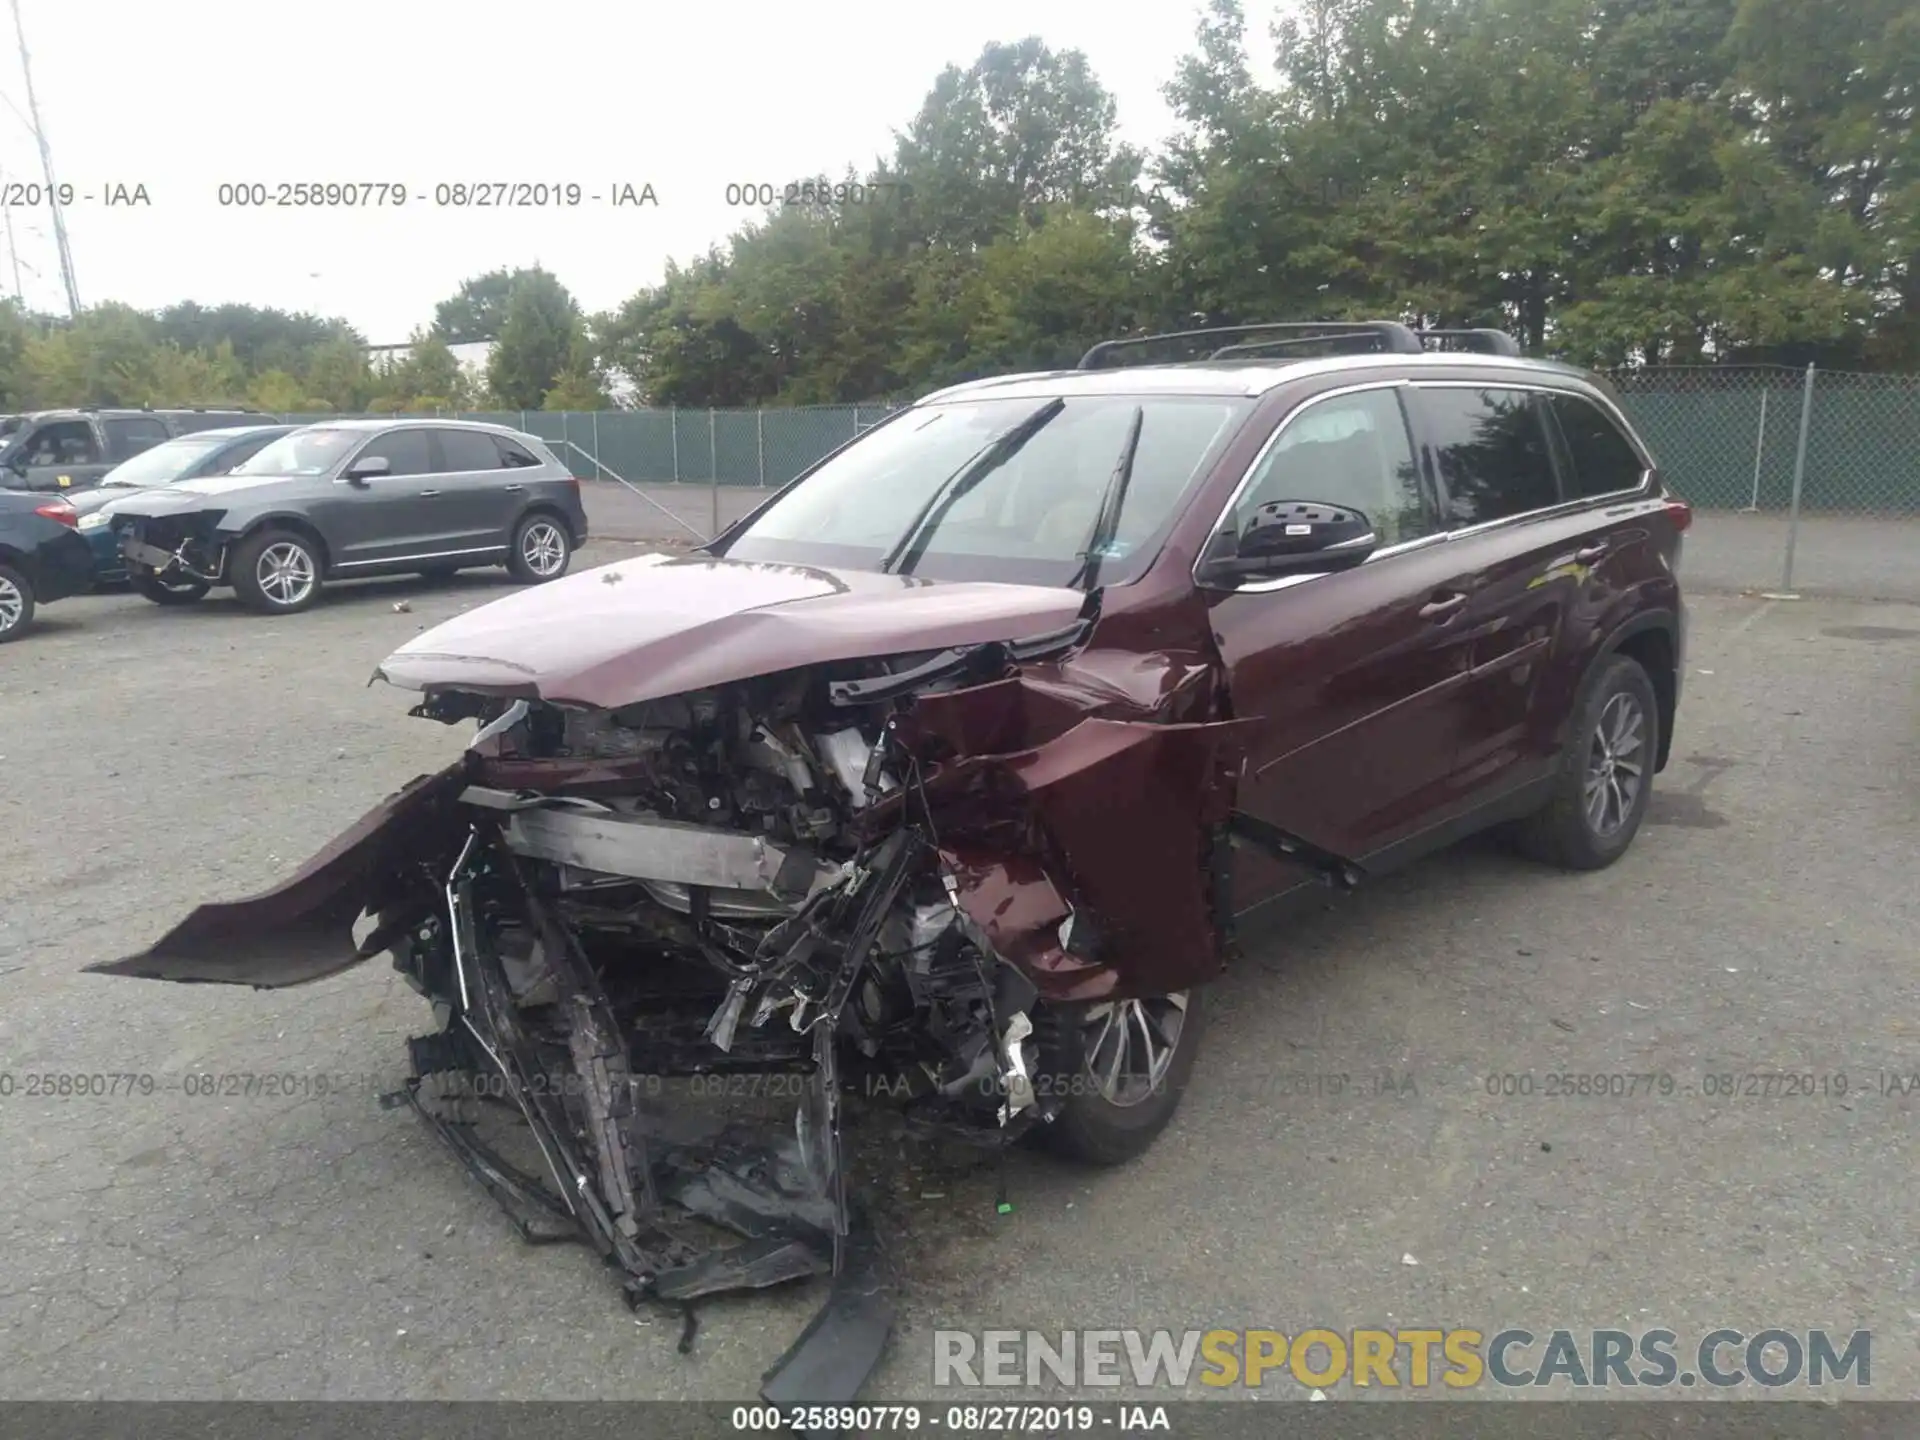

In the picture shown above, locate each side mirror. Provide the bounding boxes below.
[1197,501,1378,586]
[342,455,391,485]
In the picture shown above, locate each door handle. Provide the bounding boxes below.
[1574,542,1609,562]
[418,489,441,497]
[1419,591,1468,618]
[502,483,525,493]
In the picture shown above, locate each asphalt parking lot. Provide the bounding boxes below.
[1,544,1917,1401]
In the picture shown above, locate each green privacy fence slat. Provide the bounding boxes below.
[277,369,1920,514]
[279,405,898,487]
[1601,367,1920,515]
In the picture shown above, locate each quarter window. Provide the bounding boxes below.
[1231,388,1432,547]
[1415,388,1560,526]
[496,437,542,467]
[1548,394,1647,497]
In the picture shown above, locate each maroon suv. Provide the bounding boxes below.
[97,322,1688,1402]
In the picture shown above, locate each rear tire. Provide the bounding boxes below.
[129,566,210,606]
[231,527,323,614]
[1034,987,1205,1166]
[0,562,35,642]
[1511,654,1659,870]
[507,513,572,584]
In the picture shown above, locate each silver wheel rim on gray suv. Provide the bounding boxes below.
[0,573,23,633]
[1079,992,1188,1107]
[1584,691,1647,838]
[521,520,567,576]
[258,542,316,607]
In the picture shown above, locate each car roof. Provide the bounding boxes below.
[916,351,1607,404]
[168,424,299,441]
[299,416,530,437]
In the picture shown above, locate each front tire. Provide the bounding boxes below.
[129,566,210,606]
[231,528,323,614]
[1512,654,1659,870]
[1035,987,1205,1165]
[0,562,35,642]
[507,513,572,584]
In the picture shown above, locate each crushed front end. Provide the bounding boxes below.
[113,510,228,586]
[91,611,1345,1402]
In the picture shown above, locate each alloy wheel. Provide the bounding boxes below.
[0,573,23,634]
[521,521,566,576]
[257,542,316,607]
[1078,992,1189,1107]
[1583,691,1647,838]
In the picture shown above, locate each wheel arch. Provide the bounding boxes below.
[228,513,333,578]
[512,500,574,539]
[1587,609,1678,774]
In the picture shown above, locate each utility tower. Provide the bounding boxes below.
[9,0,79,315]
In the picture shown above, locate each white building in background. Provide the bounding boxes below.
[365,338,634,406]
[367,339,494,381]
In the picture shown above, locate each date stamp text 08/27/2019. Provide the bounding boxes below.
[211,181,659,208]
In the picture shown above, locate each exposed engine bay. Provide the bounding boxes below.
[92,618,1361,1404]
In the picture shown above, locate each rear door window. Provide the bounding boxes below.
[1413,388,1561,526]
[103,417,171,462]
[1546,394,1648,498]
[435,429,506,473]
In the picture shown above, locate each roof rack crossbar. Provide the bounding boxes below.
[1411,328,1522,356]
[1206,332,1409,359]
[1079,321,1423,370]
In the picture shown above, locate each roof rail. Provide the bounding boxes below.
[1079,321,1423,370]
[1410,328,1521,356]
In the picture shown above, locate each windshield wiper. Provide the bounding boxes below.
[877,397,1065,575]
[1064,405,1144,591]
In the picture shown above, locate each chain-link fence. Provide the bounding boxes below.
[1601,365,1920,518]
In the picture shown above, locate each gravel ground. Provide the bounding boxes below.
[1,547,1917,1401]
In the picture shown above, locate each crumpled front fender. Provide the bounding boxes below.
[915,715,1257,1003]
[87,762,471,987]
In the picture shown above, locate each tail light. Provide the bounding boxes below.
[33,500,78,528]
[1664,498,1693,532]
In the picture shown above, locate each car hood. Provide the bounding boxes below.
[373,551,1090,709]
[102,473,301,515]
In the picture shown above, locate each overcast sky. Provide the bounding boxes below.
[0,0,1286,343]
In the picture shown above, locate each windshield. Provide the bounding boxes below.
[231,427,362,477]
[720,394,1253,586]
[99,436,230,488]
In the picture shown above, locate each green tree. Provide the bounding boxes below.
[433,268,542,344]
[893,37,1143,249]
[543,326,612,410]
[369,329,472,411]
[487,269,581,409]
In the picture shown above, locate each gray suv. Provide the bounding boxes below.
[105,419,589,613]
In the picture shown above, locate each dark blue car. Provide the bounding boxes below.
[71,424,299,584]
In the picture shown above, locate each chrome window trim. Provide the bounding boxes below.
[1406,379,1656,512]
[331,544,506,571]
[1193,374,1661,595]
